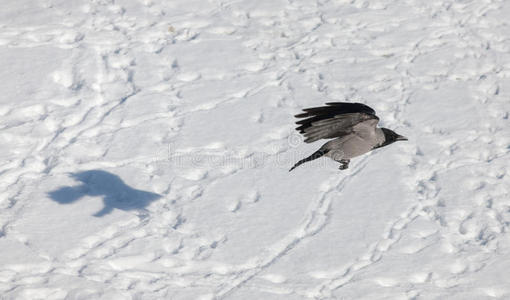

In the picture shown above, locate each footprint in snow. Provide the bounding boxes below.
[227,191,260,213]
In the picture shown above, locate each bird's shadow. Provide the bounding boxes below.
[48,170,161,217]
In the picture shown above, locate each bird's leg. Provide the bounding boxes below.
[338,159,350,170]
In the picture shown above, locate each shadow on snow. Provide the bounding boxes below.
[48,170,161,217]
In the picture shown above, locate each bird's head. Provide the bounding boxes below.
[380,128,408,147]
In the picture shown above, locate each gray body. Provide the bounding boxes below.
[290,102,407,171]
[322,127,385,160]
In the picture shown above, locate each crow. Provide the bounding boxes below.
[289,102,407,171]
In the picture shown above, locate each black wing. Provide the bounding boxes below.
[294,102,379,143]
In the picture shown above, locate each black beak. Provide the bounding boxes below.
[396,135,408,141]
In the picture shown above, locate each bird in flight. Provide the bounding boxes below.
[289,102,407,171]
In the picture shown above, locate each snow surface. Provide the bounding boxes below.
[1,0,510,299]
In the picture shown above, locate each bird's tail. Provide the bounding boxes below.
[289,149,328,172]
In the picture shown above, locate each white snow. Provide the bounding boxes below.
[1,0,510,299]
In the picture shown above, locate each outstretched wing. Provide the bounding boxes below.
[294,102,379,143]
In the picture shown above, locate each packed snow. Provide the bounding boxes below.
[1,0,510,299]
